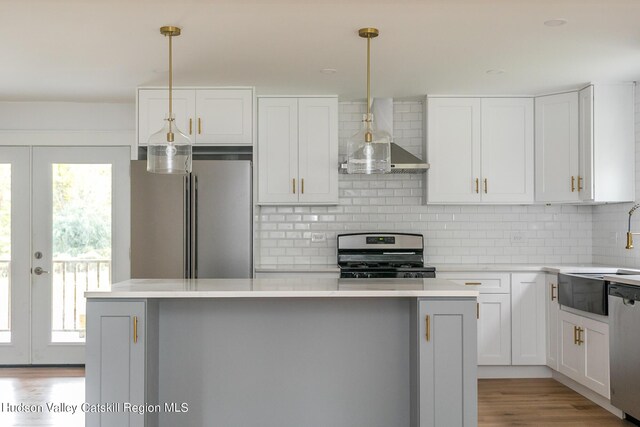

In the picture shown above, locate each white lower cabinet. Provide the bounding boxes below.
[437,272,512,365]
[511,273,546,365]
[477,293,511,365]
[558,309,610,398]
[545,274,560,370]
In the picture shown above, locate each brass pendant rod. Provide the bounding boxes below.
[366,35,371,118]
[168,33,173,117]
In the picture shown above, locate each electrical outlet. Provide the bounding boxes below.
[510,231,527,245]
[311,233,326,243]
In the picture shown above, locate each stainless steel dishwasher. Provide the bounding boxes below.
[609,283,640,423]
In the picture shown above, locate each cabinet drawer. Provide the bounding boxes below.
[437,272,511,293]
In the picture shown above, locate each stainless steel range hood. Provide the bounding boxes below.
[340,143,429,174]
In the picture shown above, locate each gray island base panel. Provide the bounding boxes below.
[85,279,478,427]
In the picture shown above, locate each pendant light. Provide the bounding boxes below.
[147,26,192,174]
[346,28,391,174]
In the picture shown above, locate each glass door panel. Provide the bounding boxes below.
[0,164,11,343]
[51,164,112,343]
[0,147,30,364]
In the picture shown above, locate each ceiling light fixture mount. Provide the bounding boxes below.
[346,27,391,174]
[147,25,192,175]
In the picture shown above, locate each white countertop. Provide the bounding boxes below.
[85,278,478,299]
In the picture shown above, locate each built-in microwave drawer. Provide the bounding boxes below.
[436,272,510,293]
[558,273,608,316]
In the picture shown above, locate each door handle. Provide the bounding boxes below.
[133,316,138,344]
[577,176,583,192]
[425,314,431,342]
[198,118,202,134]
[577,327,584,345]
[571,176,576,192]
[484,178,488,194]
[301,178,304,194]
[33,267,49,275]
[292,178,296,194]
[189,118,193,135]
[573,326,578,345]
[551,283,557,301]
[475,178,479,194]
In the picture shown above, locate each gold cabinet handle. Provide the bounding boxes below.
[425,314,431,342]
[578,176,583,192]
[577,327,584,345]
[133,316,138,344]
[292,178,296,194]
[573,325,578,345]
[465,282,482,286]
[198,118,202,134]
[477,303,480,319]
[551,283,557,301]
[301,178,304,194]
[475,178,479,194]
[484,178,488,194]
[189,118,193,135]
[571,176,576,192]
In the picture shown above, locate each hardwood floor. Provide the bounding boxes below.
[0,367,85,426]
[479,378,633,426]
[0,368,634,426]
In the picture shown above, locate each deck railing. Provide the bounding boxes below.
[0,259,110,341]
[51,259,111,337]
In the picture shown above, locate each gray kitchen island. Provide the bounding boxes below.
[85,278,478,427]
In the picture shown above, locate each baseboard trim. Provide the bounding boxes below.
[551,371,624,418]
[478,365,552,379]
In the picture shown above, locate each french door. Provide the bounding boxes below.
[0,146,130,364]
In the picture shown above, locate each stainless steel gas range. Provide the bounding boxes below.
[337,233,435,279]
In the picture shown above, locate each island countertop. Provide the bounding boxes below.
[85,278,478,299]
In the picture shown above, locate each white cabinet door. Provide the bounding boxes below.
[545,274,560,370]
[138,89,195,145]
[582,316,610,398]
[427,98,482,203]
[477,294,511,365]
[481,98,534,203]
[558,310,582,382]
[534,92,579,202]
[511,273,546,365]
[195,89,253,144]
[298,98,338,204]
[258,98,299,204]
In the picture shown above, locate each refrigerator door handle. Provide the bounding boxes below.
[184,175,191,279]
[194,174,199,279]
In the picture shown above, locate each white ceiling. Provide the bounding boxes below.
[2,0,640,102]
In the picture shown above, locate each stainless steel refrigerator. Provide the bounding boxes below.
[130,160,252,279]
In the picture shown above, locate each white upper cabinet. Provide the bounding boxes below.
[536,83,634,203]
[427,98,482,203]
[258,97,338,205]
[534,92,580,202]
[137,88,253,146]
[427,97,533,204]
[481,98,534,203]
[579,83,635,203]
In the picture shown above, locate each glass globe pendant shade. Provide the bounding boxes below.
[147,112,193,174]
[346,113,391,174]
